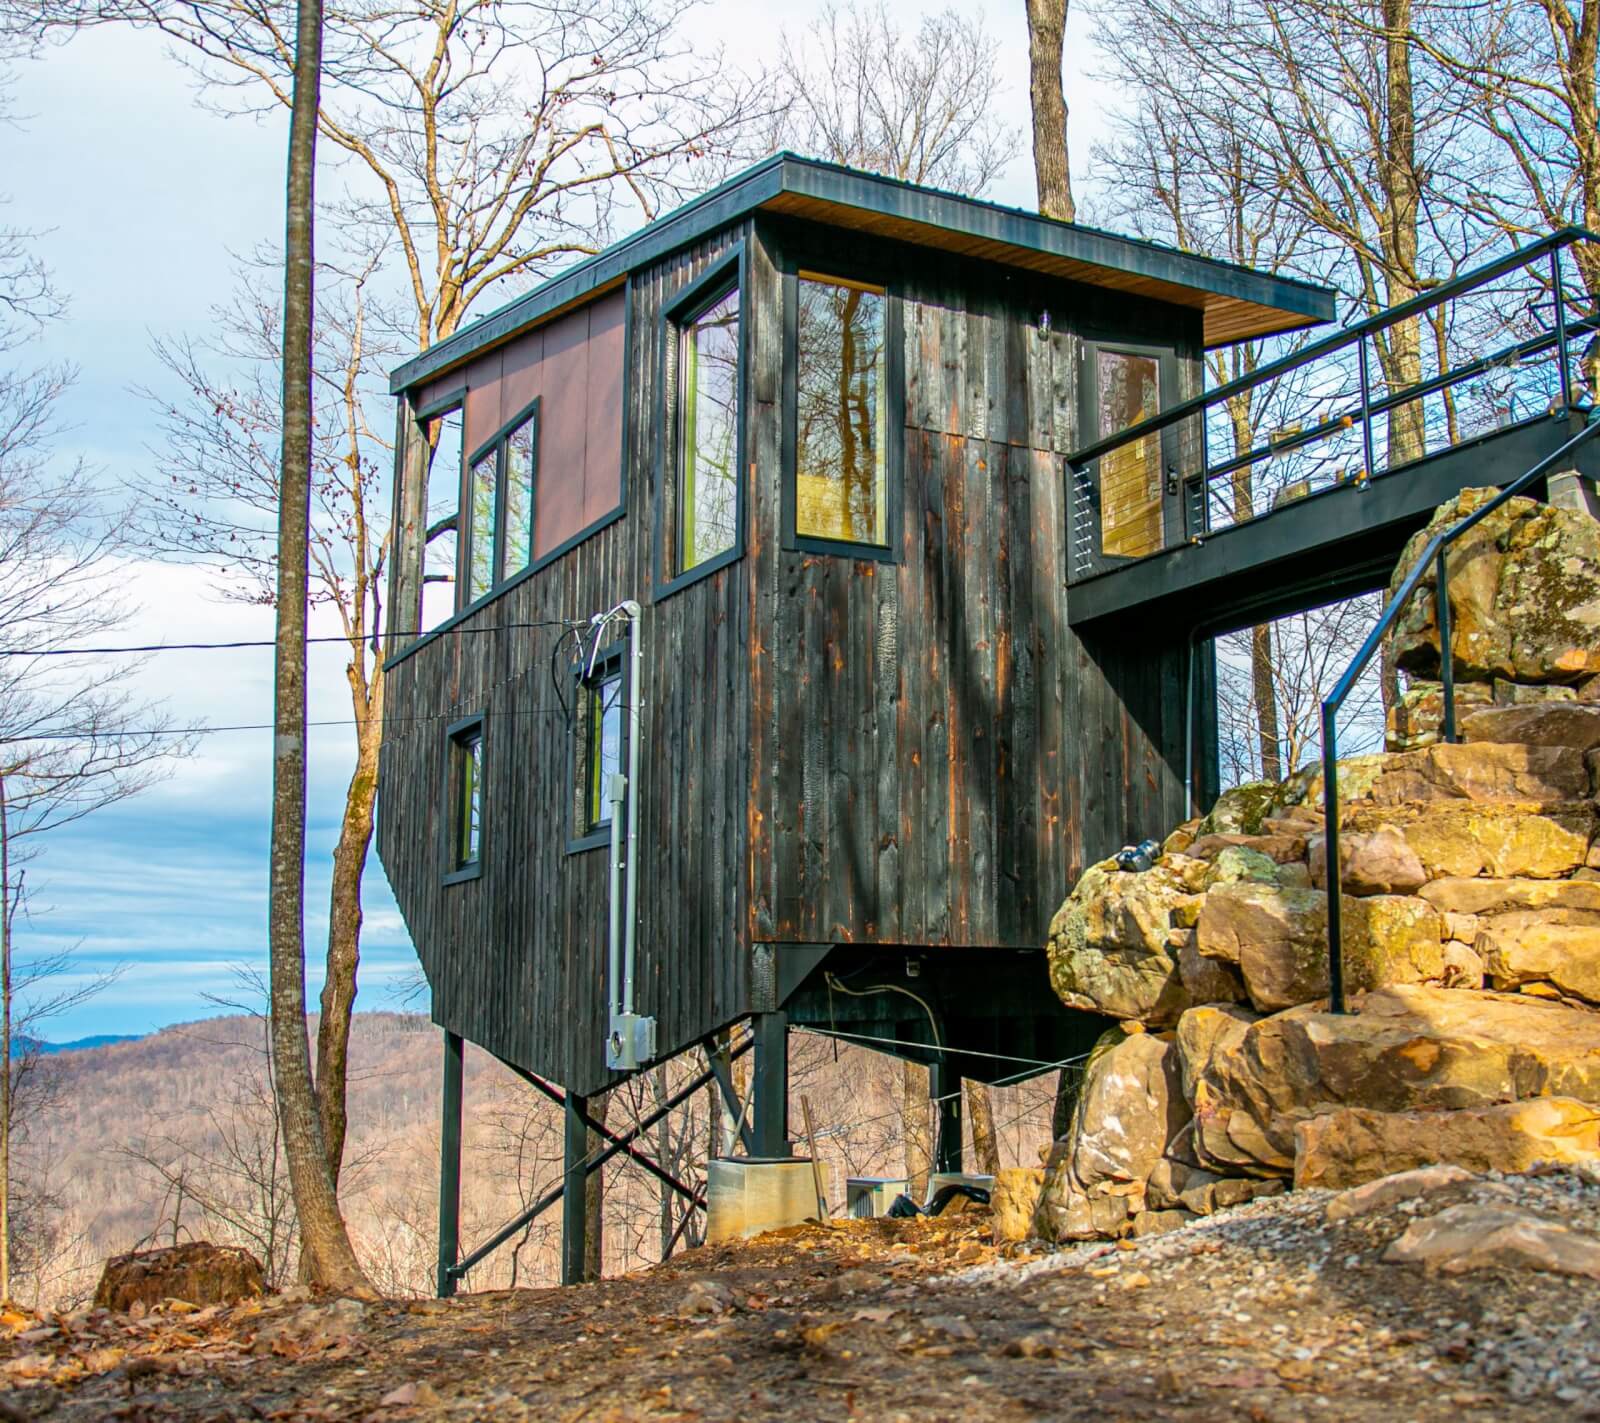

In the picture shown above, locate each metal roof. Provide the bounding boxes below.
[389,153,1338,394]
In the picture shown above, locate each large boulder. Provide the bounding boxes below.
[1388,488,1600,684]
[1461,702,1600,751]
[1195,883,1444,1012]
[95,1243,265,1313]
[1362,741,1589,805]
[1420,876,1600,916]
[1478,922,1600,1004]
[1308,823,1427,895]
[1295,1097,1600,1189]
[1183,984,1600,1176]
[1034,1027,1188,1242]
[1046,859,1200,1024]
[1340,799,1595,880]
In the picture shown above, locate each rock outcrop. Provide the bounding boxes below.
[94,1243,265,1313]
[1033,487,1600,1244]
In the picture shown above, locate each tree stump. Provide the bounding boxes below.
[94,1242,265,1312]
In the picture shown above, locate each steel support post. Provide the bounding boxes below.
[561,1092,589,1286]
[930,1059,963,1174]
[436,1031,464,1298]
[751,1011,791,1157]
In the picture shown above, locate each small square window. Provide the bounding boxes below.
[444,717,484,883]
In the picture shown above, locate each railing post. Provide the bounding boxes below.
[1320,706,1346,1015]
[1553,246,1572,412]
[1357,336,1377,482]
[436,1030,463,1298]
[1437,546,1457,744]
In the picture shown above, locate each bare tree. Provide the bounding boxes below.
[775,1,1015,193]
[267,0,372,1296]
[137,252,391,1186]
[1026,0,1075,220]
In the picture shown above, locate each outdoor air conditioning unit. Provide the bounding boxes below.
[846,1177,909,1218]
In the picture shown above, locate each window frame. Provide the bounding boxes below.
[654,243,748,601]
[779,258,905,565]
[567,643,629,854]
[442,713,486,885]
[1077,336,1182,566]
[413,388,467,633]
[461,395,542,612]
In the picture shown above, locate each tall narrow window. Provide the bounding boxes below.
[794,274,887,547]
[587,668,624,831]
[421,405,463,631]
[1096,350,1163,559]
[501,409,537,579]
[465,446,498,604]
[678,286,740,572]
[445,717,484,883]
[572,651,625,849]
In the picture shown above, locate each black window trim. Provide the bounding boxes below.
[1078,336,1183,560]
[462,394,542,608]
[653,242,748,602]
[779,254,905,566]
[413,388,468,633]
[567,641,629,855]
[442,712,486,886]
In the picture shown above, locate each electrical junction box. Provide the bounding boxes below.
[606,1013,656,1071]
[846,1177,909,1218]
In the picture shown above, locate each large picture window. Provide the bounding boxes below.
[794,273,888,549]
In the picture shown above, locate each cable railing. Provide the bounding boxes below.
[1318,416,1600,1013]
[1066,228,1600,583]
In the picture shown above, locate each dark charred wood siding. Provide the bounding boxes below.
[378,224,753,1097]
[748,218,1203,949]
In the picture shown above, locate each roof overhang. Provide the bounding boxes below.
[390,154,1337,395]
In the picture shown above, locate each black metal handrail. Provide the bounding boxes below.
[1066,227,1600,581]
[1068,226,1600,472]
[1318,415,1600,1013]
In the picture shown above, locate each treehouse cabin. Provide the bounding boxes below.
[377,154,1345,1286]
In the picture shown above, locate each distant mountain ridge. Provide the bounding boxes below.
[12,1033,141,1058]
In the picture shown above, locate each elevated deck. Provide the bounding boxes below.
[1069,412,1598,634]
[1064,228,1600,637]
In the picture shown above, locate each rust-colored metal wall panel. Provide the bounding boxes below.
[462,349,504,457]
[498,325,545,427]
[536,302,593,558]
[582,294,627,524]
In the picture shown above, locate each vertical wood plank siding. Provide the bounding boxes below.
[378,224,753,1098]
[378,211,1209,1094]
[749,226,1203,950]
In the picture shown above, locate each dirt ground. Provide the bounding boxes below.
[4,1168,1600,1422]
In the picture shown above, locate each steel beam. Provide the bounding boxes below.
[562,1093,588,1287]
[702,1035,756,1155]
[751,1011,790,1158]
[930,1059,963,1174]
[436,1031,463,1299]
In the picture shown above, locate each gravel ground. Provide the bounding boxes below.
[4,1167,1600,1421]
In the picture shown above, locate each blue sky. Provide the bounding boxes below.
[7,7,1115,1040]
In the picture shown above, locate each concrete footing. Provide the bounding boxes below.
[706,1157,835,1243]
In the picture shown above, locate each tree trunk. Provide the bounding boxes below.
[314,667,383,1185]
[1378,0,1425,467]
[964,1079,1002,1176]
[584,1090,608,1282]
[902,1060,933,1201]
[1251,622,1283,781]
[1025,0,1075,221]
[270,0,373,1299]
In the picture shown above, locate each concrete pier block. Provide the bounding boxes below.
[706,1157,834,1244]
